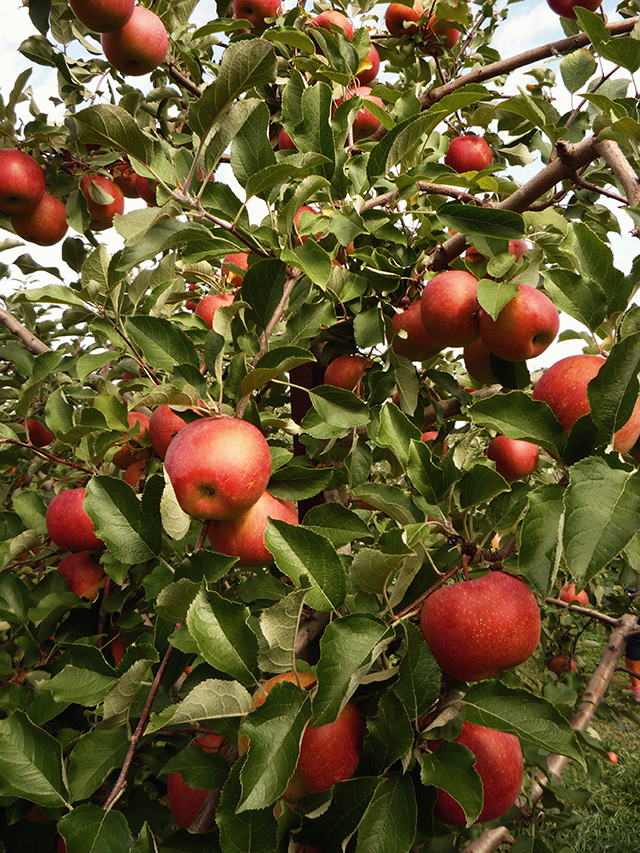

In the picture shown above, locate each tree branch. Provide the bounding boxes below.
[416,182,491,206]
[0,308,50,355]
[167,62,202,98]
[594,138,640,208]
[571,172,627,205]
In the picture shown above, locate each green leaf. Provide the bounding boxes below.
[258,588,308,672]
[58,805,133,853]
[238,681,311,810]
[148,678,252,731]
[313,615,394,725]
[13,284,86,307]
[469,391,566,456]
[242,258,287,331]
[406,440,448,506]
[156,578,201,624]
[241,346,314,395]
[305,385,370,435]
[265,519,347,611]
[364,692,415,773]
[599,37,640,72]
[125,316,199,371]
[187,587,260,686]
[231,101,276,195]
[499,93,560,131]
[161,747,229,790]
[354,774,417,853]
[543,267,607,333]
[289,238,333,287]
[352,483,421,525]
[560,221,615,286]
[0,711,68,807]
[375,402,422,466]
[437,205,525,240]
[477,279,519,321]
[392,622,441,720]
[349,548,410,595]
[420,741,482,826]
[304,503,373,548]
[68,728,130,802]
[560,48,597,94]
[74,105,153,166]
[85,476,160,563]
[516,484,565,598]
[459,463,510,510]
[103,659,155,726]
[292,81,335,179]
[588,332,640,437]
[38,665,115,706]
[217,758,278,852]
[267,463,333,500]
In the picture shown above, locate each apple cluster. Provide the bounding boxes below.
[0,149,68,247]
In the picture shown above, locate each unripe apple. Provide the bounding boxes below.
[391,302,441,361]
[546,0,601,19]
[0,149,46,215]
[548,654,578,675]
[222,252,250,285]
[444,135,493,173]
[486,435,539,482]
[80,175,125,231]
[25,418,54,447]
[429,722,523,825]
[478,285,559,362]
[57,551,106,600]
[164,417,272,520]
[233,0,282,29]
[420,270,480,347]
[463,338,497,386]
[355,44,380,85]
[11,194,68,246]
[101,7,169,76]
[385,0,423,37]
[532,354,640,454]
[324,355,371,391]
[69,0,135,32]
[420,571,541,682]
[207,491,298,566]
[46,488,106,552]
[149,405,190,459]
[195,292,235,329]
[559,583,588,607]
[337,86,385,142]
[309,10,354,40]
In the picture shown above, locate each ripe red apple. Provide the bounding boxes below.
[246,671,364,803]
[548,654,578,676]
[429,722,523,825]
[546,0,601,19]
[607,751,619,764]
[463,338,497,386]
[0,149,46,215]
[420,270,480,347]
[559,583,588,607]
[324,354,371,391]
[69,0,135,31]
[112,411,151,469]
[25,418,54,447]
[278,128,296,151]
[531,354,640,454]
[294,205,324,244]
[46,488,106,552]
[355,44,380,85]
[385,0,423,37]
[134,174,158,205]
[486,435,539,482]
[195,292,235,329]
[421,15,460,51]
[478,285,559,362]
[466,239,529,264]
[338,87,385,142]
[164,417,272,520]
[57,551,106,600]
[444,135,493,173]
[420,571,541,682]
[422,431,447,455]
[101,7,169,76]
[391,301,441,361]
[222,252,250,285]
[207,491,298,566]
[309,10,354,39]
[80,175,125,231]
[167,734,229,828]
[149,405,190,459]
[112,162,139,198]
[233,0,281,29]
[123,459,147,490]
[11,193,68,246]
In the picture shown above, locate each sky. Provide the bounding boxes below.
[0,0,634,368]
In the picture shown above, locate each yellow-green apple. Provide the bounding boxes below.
[391,301,441,361]
[385,0,423,37]
[112,162,139,198]
[221,252,250,285]
[278,128,296,150]
[420,570,541,681]
[532,354,640,454]
[101,7,169,76]
[463,338,497,386]
[233,0,281,29]
[0,149,46,215]
[338,86,385,141]
[25,418,54,447]
[559,583,588,607]
[69,0,135,31]
[195,292,235,329]
[207,491,298,566]
[444,135,493,173]
[309,10,354,39]
[478,285,559,361]
[420,270,480,347]
[164,417,272,520]
[429,722,523,825]
[167,734,229,828]
[486,435,539,482]
[243,671,364,803]
[80,175,125,231]
[134,174,158,205]
[355,44,380,85]
[46,488,106,552]
[57,551,106,600]
[546,0,601,18]
[149,405,190,459]
[548,654,577,675]
[11,194,68,246]
[324,354,371,391]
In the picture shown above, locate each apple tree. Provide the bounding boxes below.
[0,0,639,850]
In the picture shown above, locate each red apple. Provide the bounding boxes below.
[46,488,106,552]
[101,7,169,76]
[559,583,588,607]
[463,338,497,386]
[607,751,619,764]
[222,252,250,285]
[195,292,235,329]
[429,722,523,825]
[164,416,272,520]
[0,149,46,215]
[246,671,364,803]
[385,0,423,37]
[134,174,158,205]
[309,10,354,40]
[80,175,125,231]
[112,411,151,469]
[355,44,380,85]
[294,205,324,244]
[486,435,539,482]
[391,301,441,361]
[58,838,66,853]
[548,654,578,675]
[123,459,147,490]
[57,551,106,600]
[420,270,480,347]
[278,128,296,151]
[25,418,54,447]
[111,636,125,667]
[466,239,529,264]
[233,0,281,29]
[422,431,447,455]
[112,162,139,198]
[149,405,190,459]
[421,15,460,51]
[69,0,135,31]
[478,285,559,362]
[207,491,298,566]
[11,194,68,246]
[338,86,385,142]
[420,571,541,682]
[324,355,371,391]
[531,354,640,454]
[546,0,601,19]
[166,734,229,829]
[444,135,493,173]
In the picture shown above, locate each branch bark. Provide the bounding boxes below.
[594,138,640,208]
[0,308,50,355]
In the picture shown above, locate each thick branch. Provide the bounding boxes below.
[462,827,513,853]
[0,308,50,355]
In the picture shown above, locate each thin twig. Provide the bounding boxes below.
[416,182,491,206]
[167,62,203,98]
[571,173,627,205]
